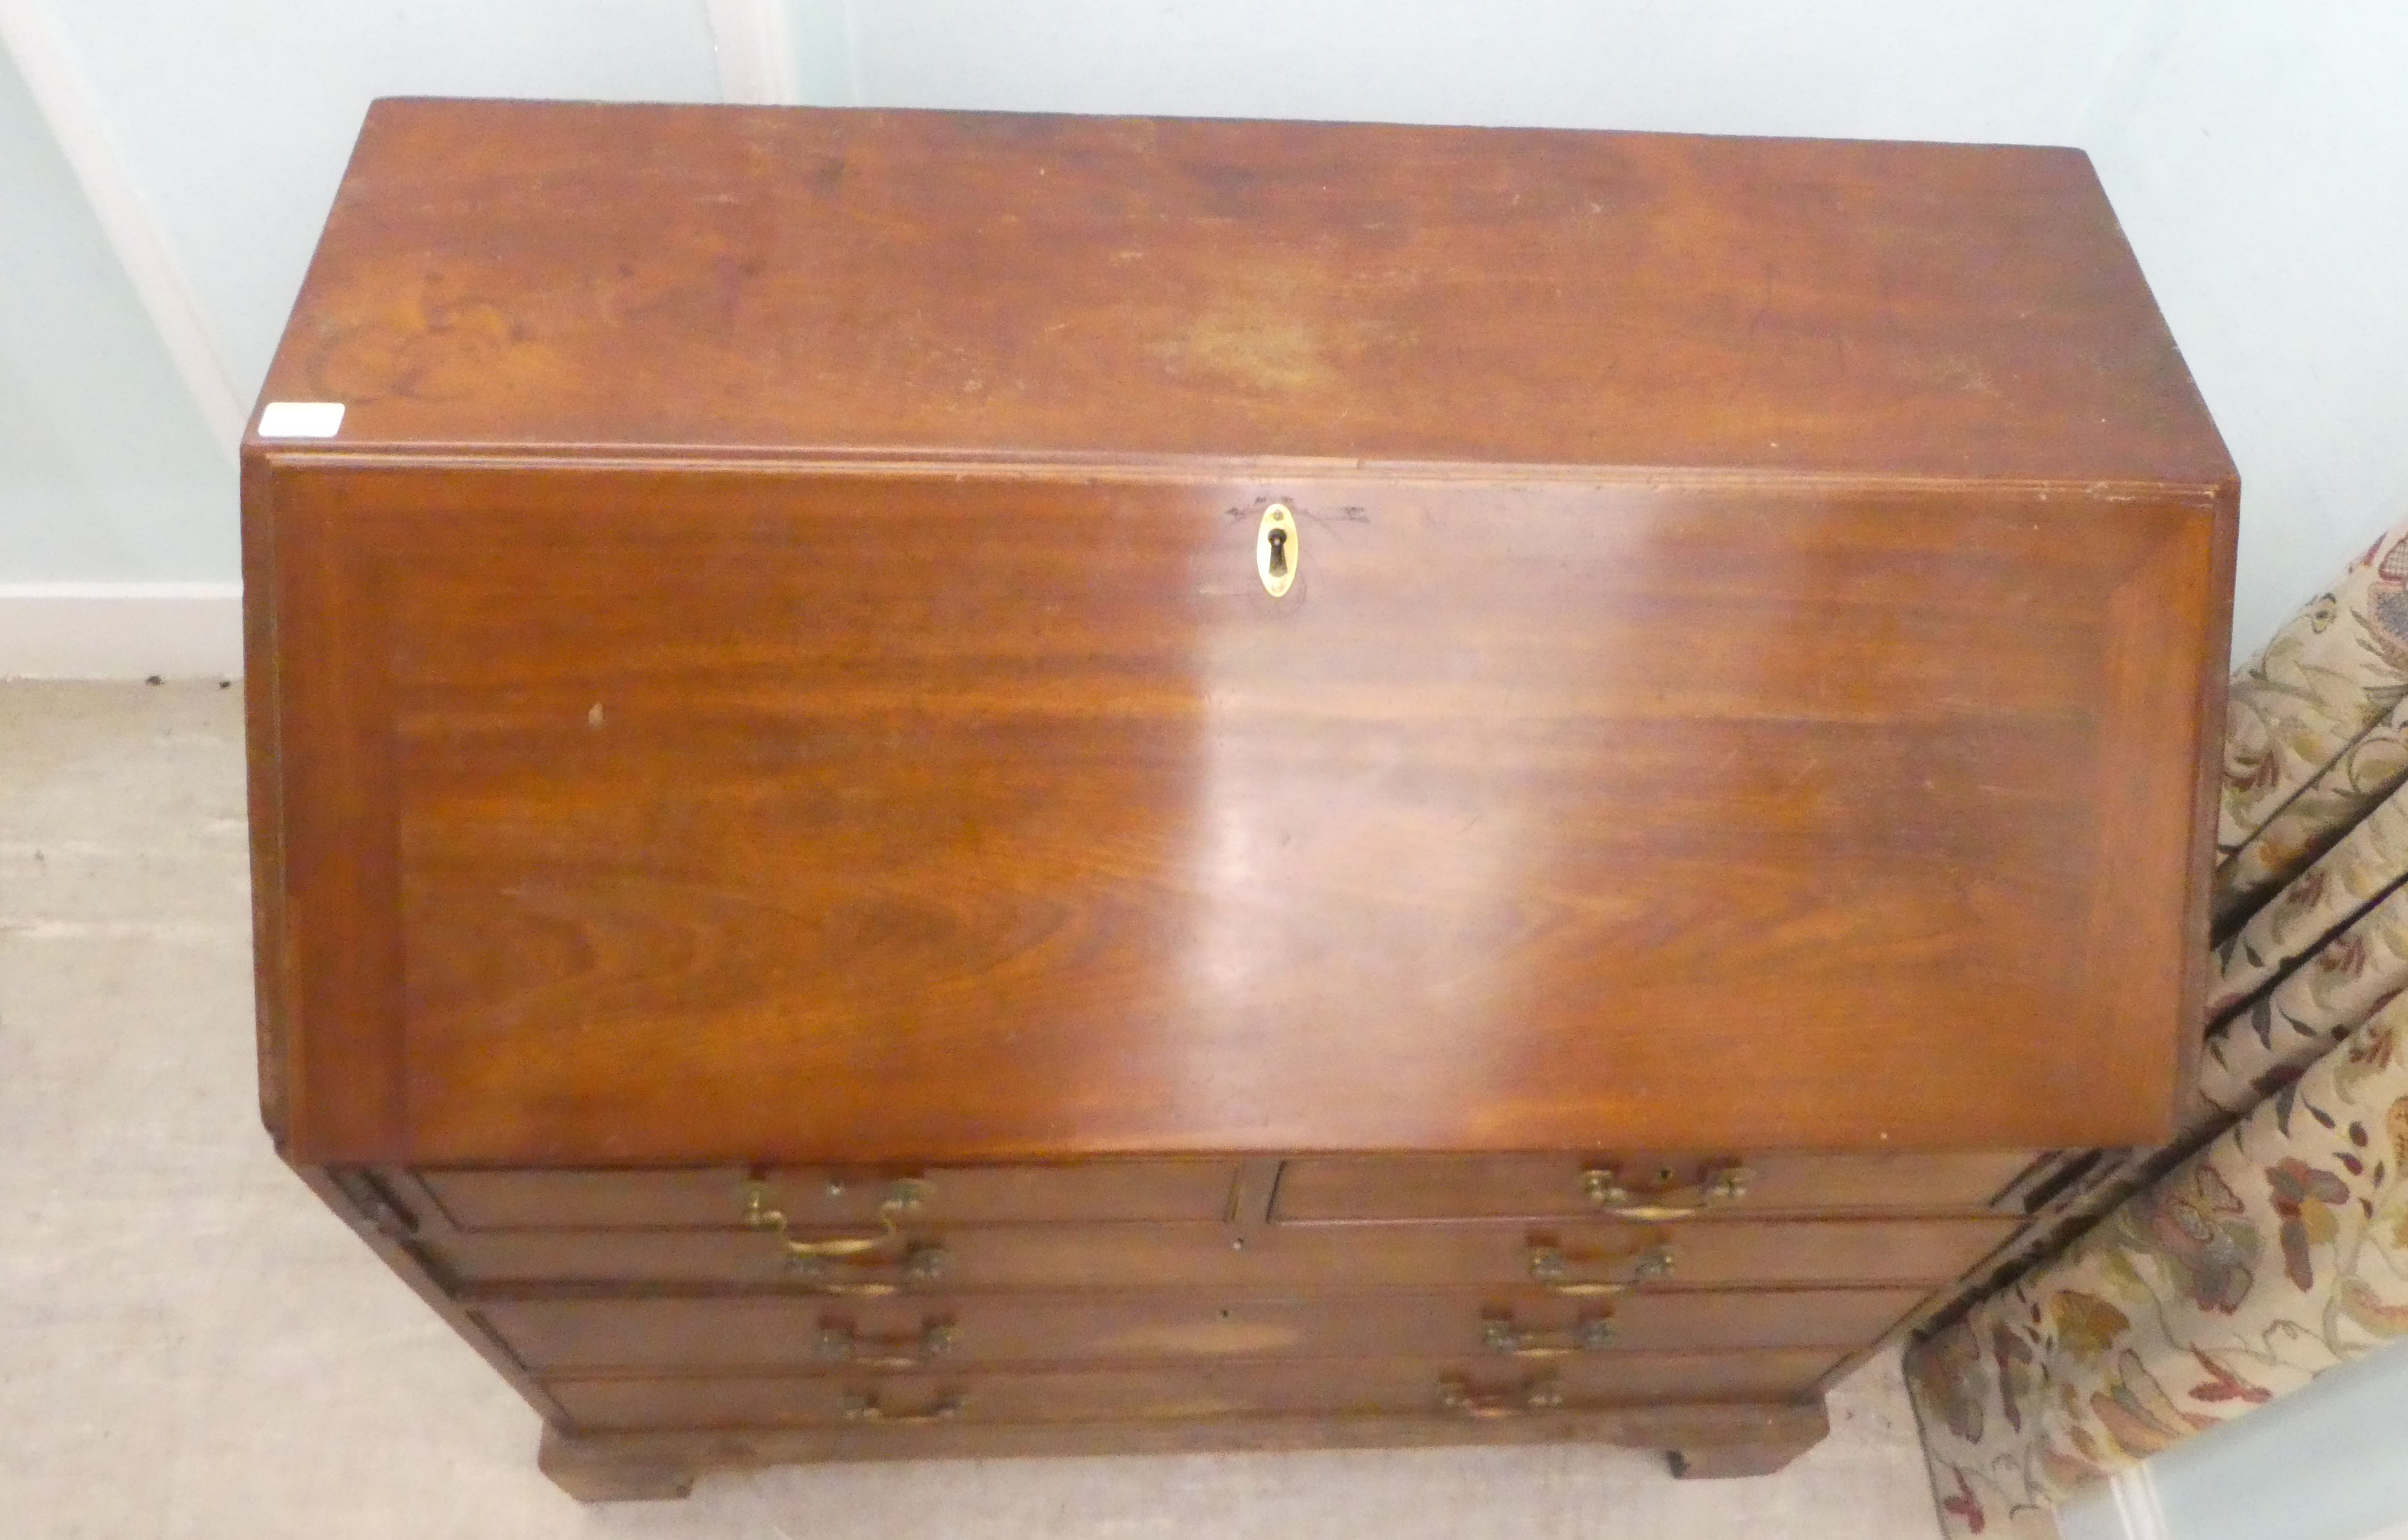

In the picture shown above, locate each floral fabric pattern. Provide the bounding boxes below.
[1909,1010,2408,1535]
[2206,783,2408,1029]
[2218,526,2408,907]
[1910,521,2408,1536]
[2215,691,2408,931]
[2196,856,2408,1129]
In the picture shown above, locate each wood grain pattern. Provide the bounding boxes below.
[534,1398,1832,1495]
[1668,1430,1827,1480]
[418,1161,1241,1230]
[474,1285,1927,1373]
[254,462,2222,1161]
[424,1215,2018,1291]
[1272,1151,2039,1221]
[412,1150,2033,1233]
[262,100,2226,485]
[240,456,291,1140]
[243,102,2236,1490]
[260,478,404,1155]
[543,1350,1848,1431]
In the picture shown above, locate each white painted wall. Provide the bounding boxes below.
[0,0,724,671]
[33,0,724,416]
[814,0,2154,140]
[2073,0,2408,667]
[3,0,2405,671]
[0,40,230,583]
[2057,1337,2408,1540]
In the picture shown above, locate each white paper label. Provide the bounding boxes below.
[257,401,345,438]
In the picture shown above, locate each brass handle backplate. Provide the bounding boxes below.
[1439,1374,1564,1418]
[839,1390,963,1426]
[818,1320,957,1369]
[1581,1161,1754,1221]
[1527,1239,1675,1295]
[1481,1313,1617,1358]
[1258,503,1298,597]
[744,1174,930,1260]
[783,1242,948,1296]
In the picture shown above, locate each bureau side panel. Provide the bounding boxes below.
[248,457,407,1154]
[242,452,291,1141]
[253,460,2226,1162]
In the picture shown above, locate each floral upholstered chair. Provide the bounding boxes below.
[1907,525,2408,1537]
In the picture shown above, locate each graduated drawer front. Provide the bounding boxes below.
[434,1216,2016,1290]
[1274,1152,2038,1222]
[547,1350,1849,1432]
[480,1286,1926,1374]
[417,1162,1240,1230]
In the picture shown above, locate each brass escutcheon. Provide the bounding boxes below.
[1258,503,1298,597]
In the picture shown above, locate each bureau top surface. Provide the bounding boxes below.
[254,98,2228,485]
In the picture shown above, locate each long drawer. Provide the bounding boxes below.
[547,1350,1849,1432]
[411,1152,2036,1236]
[1272,1152,2038,1222]
[480,1285,1923,1373]
[432,1216,2017,1291]
[415,1162,1242,1230]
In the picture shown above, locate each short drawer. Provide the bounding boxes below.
[433,1215,2016,1293]
[478,1285,1924,1374]
[413,1161,1241,1230]
[546,1350,1848,1432]
[1272,1152,2040,1223]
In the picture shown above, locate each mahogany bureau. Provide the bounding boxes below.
[241,99,2236,1498]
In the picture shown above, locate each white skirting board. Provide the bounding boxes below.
[2055,1465,2171,1540]
[0,583,243,680]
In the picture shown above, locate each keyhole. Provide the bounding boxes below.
[1257,502,1299,597]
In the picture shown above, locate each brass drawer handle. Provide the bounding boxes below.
[1526,1240,1674,1295]
[1481,1312,1616,1358]
[744,1175,930,1260]
[1439,1374,1563,1418]
[784,1242,948,1295]
[818,1320,957,1369]
[840,1390,964,1426]
[1581,1161,1753,1221]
